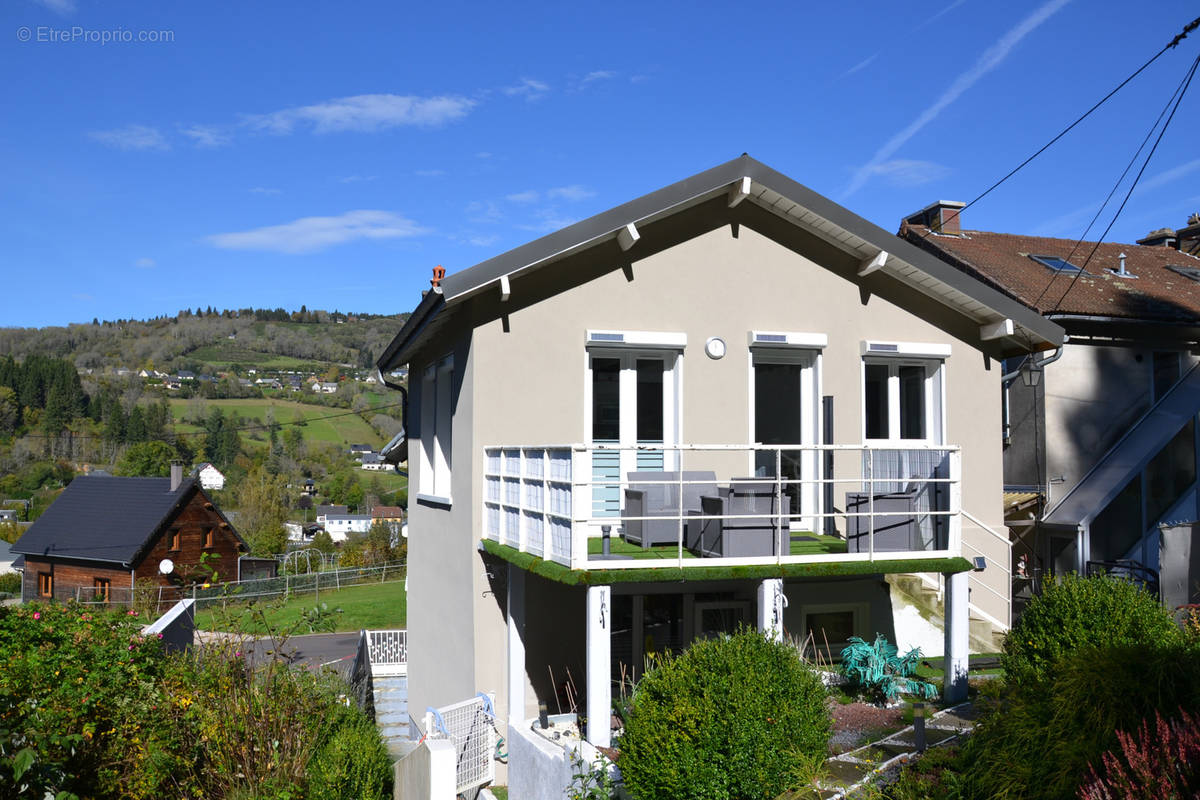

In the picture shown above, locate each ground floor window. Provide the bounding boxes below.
[797,601,869,659]
[37,572,52,598]
[94,577,111,602]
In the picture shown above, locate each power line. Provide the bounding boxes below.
[1046,51,1200,312]
[1028,49,1200,309]
[919,14,1200,239]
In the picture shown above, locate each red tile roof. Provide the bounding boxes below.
[900,223,1200,323]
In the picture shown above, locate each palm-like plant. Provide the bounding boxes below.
[840,634,938,703]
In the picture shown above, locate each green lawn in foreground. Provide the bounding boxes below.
[170,397,383,448]
[586,531,847,559]
[194,577,407,633]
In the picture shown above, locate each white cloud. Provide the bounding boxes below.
[134,257,156,269]
[547,185,595,201]
[180,125,230,148]
[476,151,493,159]
[207,210,427,254]
[866,159,950,187]
[1135,158,1200,194]
[466,234,499,247]
[843,0,1071,198]
[915,0,969,31]
[506,190,540,204]
[518,208,579,233]
[466,200,503,224]
[581,70,617,85]
[249,187,282,196]
[339,174,379,183]
[33,0,75,15]
[88,124,169,151]
[501,78,550,101]
[248,94,475,135]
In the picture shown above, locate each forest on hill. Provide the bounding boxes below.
[0,307,409,374]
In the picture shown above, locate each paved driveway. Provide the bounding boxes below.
[202,631,362,679]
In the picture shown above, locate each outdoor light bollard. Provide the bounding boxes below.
[913,702,926,752]
[601,524,611,557]
[538,703,549,729]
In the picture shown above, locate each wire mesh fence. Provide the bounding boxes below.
[71,561,407,612]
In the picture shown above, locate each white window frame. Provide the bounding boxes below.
[584,345,683,469]
[418,354,454,504]
[861,356,946,445]
[747,338,824,532]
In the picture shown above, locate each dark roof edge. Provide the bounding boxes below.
[375,289,446,371]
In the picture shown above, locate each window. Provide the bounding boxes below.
[94,578,110,603]
[1030,255,1084,273]
[863,360,942,442]
[203,528,214,549]
[419,355,454,500]
[38,572,52,598]
[169,530,182,551]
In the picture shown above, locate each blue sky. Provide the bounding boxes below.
[3,0,1199,328]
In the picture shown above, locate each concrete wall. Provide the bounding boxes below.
[509,725,608,800]
[394,738,456,800]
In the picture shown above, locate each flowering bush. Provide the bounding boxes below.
[1078,708,1200,799]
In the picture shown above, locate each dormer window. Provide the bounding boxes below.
[1029,255,1083,274]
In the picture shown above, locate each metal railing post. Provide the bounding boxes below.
[678,461,685,567]
[867,450,875,560]
[776,447,784,563]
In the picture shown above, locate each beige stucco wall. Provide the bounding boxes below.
[404,211,1012,739]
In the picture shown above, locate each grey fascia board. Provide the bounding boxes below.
[375,289,446,371]
[384,154,1062,358]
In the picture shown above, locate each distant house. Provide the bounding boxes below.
[11,468,248,603]
[348,444,374,457]
[302,478,317,497]
[371,505,406,539]
[0,541,15,575]
[0,509,17,523]
[177,370,196,381]
[165,377,182,390]
[324,514,372,542]
[315,504,348,526]
[360,452,389,471]
[193,462,226,491]
[313,382,339,394]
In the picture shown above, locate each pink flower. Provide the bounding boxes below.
[156,633,163,639]
[235,651,242,658]
[128,644,135,650]
[33,612,40,620]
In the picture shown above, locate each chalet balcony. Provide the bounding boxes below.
[482,443,962,572]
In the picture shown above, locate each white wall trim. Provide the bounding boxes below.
[748,331,828,348]
[860,340,952,359]
[586,330,687,348]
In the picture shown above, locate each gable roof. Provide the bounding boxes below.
[11,476,240,567]
[377,154,1063,370]
[901,224,1200,328]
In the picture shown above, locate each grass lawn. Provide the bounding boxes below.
[194,577,407,634]
[187,343,330,371]
[586,531,847,559]
[170,397,383,449]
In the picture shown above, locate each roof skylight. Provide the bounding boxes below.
[1167,265,1200,283]
[1029,255,1084,273]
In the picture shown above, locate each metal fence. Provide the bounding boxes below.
[366,629,408,676]
[71,561,407,611]
[425,694,496,795]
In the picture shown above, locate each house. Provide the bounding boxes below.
[900,205,1200,612]
[371,505,406,538]
[177,370,196,381]
[193,462,226,491]
[302,478,317,497]
[0,541,16,575]
[348,443,374,457]
[314,504,348,526]
[360,452,389,471]
[323,514,372,542]
[0,509,17,523]
[11,466,247,603]
[374,155,1062,789]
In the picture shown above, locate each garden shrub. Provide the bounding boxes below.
[1001,573,1181,689]
[0,572,20,595]
[840,634,937,703]
[307,702,393,800]
[955,643,1200,800]
[1078,708,1200,799]
[617,627,830,800]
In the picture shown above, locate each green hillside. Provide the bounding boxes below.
[170,398,384,449]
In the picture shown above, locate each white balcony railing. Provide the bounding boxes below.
[482,444,962,571]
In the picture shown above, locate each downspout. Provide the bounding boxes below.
[1001,346,1064,386]
[376,368,409,467]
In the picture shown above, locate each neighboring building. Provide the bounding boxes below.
[360,452,389,470]
[374,155,1061,789]
[193,462,226,491]
[314,382,339,394]
[349,443,374,456]
[315,504,348,526]
[324,514,372,542]
[302,478,317,497]
[0,509,17,522]
[0,541,15,575]
[11,467,247,603]
[372,505,406,539]
[901,206,1200,611]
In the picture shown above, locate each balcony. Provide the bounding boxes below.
[482,443,963,576]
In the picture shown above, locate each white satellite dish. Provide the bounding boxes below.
[158,558,175,575]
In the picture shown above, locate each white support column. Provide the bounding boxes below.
[586,585,612,747]
[507,565,526,726]
[756,578,785,641]
[943,571,969,703]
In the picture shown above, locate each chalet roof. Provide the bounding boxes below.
[377,154,1063,370]
[11,476,236,567]
[315,504,348,516]
[372,505,405,518]
[900,225,1200,327]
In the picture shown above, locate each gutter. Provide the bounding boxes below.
[1001,347,1063,386]
[376,369,409,467]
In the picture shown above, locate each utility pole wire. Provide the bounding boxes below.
[917,14,1200,239]
[1047,51,1200,312]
